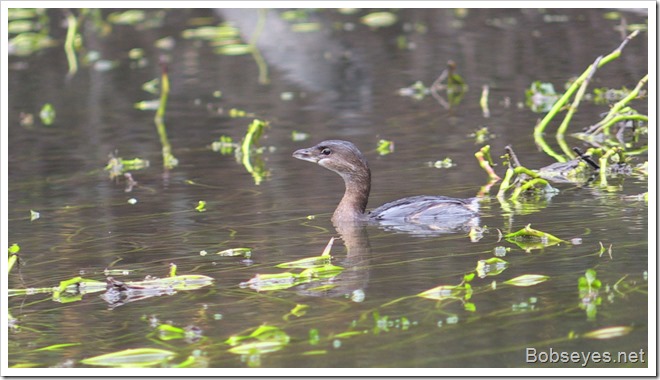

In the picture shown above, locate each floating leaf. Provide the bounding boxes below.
[503,274,549,287]
[8,243,20,255]
[195,200,207,212]
[34,343,81,351]
[80,348,175,368]
[215,248,251,257]
[107,10,146,25]
[476,257,508,278]
[291,22,321,32]
[582,326,633,340]
[39,103,56,125]
[299,264,344,279]
[418,285,469,301]
[227,341,286,355]
[215,44,252,56]
[376,139,394,155]
[361,12,398,28]
[240,272,299,292]
[276,255,332,269]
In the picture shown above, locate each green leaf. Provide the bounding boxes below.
[361,12,398,28]
[418,285,465,301]
[227,341,285,355]
[582,326,633,340]
[39,103,56,125]
[299,264,344,279]
[376,139,394,155]
[34,343,81,351]
[8,243,20,255]
[215,248,251,257]
[215,44,252,56]
[195,200,206,212]
[276,255,332,269]
[503,274,549,287]
[476,257,508,278]
[80,348,175,368]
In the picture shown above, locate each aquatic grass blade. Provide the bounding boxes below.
[80,348,176,368]
[582,326,633,340]
[503,274,549,287]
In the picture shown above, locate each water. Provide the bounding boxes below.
[6,8,649,370]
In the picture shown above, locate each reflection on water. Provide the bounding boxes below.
[7,8,649,370]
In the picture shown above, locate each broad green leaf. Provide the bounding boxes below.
[476,257,508,278]
[582,326,633,340]
[299,264,344,279]
[8,243,20,255]
[227,341,285,355]
[215,247,251,257]
[39,103,56,125]
[215,44,252,56]
[240,272,299,292]
[504,224,565,244]
[418,285,466,301]
[276,255,332,269]
[80,348,175,368]
[361,12,398,28]
[503,274,549,287]
[125,274,214,291]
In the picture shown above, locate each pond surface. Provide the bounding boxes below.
[6,8,650,372]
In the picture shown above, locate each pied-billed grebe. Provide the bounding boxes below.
[293,140,479,226]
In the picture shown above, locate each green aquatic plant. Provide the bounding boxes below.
[238,119,270,185]
[104,154,149,180]
[39,103,56,126]
[361,11,398,28]
[503,274,549,287]
[225,324,290,355]
[525,81,559,113]
[195,200,207,212]
[154,63,178,170]
[504,224,566,252]
[376,139,394,155]
[533,30,645,162]
[81,347,176,368]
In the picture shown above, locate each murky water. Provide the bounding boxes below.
[7,8,649,370]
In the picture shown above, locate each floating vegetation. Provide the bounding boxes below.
[533,31,646,163]
[211,135,235,155]
[581,325,633,340]
[480,85,491,118]
[225,325,290,355]
[29,210,40,221]
[475,257,508,278]
[376,139,394,155]
[8,9,57,57]
[105,154,149,180]
[525,81,559,113]
[8,243,20,274]
[504,224,566,252]
[195,200,207,212]
[361,11,398,28]
[81,347,175,368]
[39,103,55,126]
[237,119,270,185]
[503,274,549,287]
[291,130,310,142]
[107,10,146,25]
[578,269,602,320]
[427,157,455,169]
[240,238,343,292]
[469,126,496,145]
[154,62,178,170]
[431,60,468,109]
[215,248,252,257]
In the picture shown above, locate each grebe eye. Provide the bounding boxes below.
[321,148,332,155]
